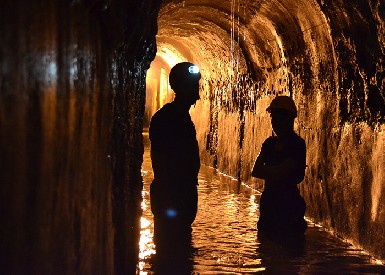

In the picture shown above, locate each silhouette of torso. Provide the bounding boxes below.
[149,101,200,231]
[257,132,307,237]
[262,133,306,189]
[150,102,200,183]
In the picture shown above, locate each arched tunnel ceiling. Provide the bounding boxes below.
[152,0,385,260]
[157,0,335,92]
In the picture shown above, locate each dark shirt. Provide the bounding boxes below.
[261,132,306,190]
[149,102,200,185]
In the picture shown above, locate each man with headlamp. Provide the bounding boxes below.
[149,62,201,242]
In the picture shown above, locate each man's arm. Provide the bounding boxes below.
[252,150,298,181]
[151,150,169,182]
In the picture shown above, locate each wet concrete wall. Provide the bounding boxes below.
[298,0,385,260]
[0,0,160,273]
[157,0,385,260]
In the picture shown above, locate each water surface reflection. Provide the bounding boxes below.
[139,143,385,274]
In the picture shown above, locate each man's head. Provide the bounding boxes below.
[267,96,297,136]
[169,62,201,89]
[266,95,297,118]
[169,62,201,106]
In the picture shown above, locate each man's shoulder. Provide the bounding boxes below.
[153,103,173,117]
[291,132,305,145]
[149,103,179,140]
[286,133,306,153]
[262,133,305,148]
[263,136,277,145]
[150,103,174,125]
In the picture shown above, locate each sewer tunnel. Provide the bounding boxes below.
[147,0,385,265]
[0,0,384,274]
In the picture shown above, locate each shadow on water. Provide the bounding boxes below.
[256,232,306,274]
[150,233,195,275]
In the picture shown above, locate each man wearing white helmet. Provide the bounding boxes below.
[149,62,201,242]
[252,95,307,239]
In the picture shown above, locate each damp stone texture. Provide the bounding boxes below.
[0,0,160,273]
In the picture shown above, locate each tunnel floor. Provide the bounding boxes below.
[137,134,385,274]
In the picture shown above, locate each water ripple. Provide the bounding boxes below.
[138,147,385,274]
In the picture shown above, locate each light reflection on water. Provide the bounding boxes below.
[138,144,385,274]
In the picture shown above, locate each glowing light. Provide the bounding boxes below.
[44,57,58,85]
[372,258,385,265]
[138,229,156,263]
[188,65,200,74]
[141,217,151,229]
[159,68,170,107]
[166,208,178,218]
[141,198,147,210]
[156,45,186,68]
[48,61,57,76]
[138,217,156,265]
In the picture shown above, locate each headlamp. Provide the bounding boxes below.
[188,65,200,74]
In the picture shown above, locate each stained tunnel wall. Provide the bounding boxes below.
[157,0,385,260]
[0,0,161,273]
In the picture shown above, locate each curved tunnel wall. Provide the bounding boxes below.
[0,0,161,273]
[155,0,385,259]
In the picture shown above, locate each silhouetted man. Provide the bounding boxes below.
[149,62,201,241]
[252,96,307,239]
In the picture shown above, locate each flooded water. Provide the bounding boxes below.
[138,136,385,274]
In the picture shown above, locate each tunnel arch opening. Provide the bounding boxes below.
[148,0,337,172]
